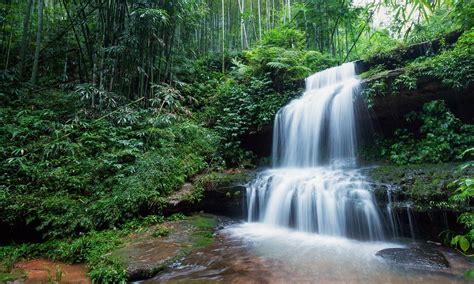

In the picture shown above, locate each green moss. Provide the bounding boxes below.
[359,65,389,79]
[360,29,473,110]
[366,163,471,210]
[188,215,218,249]
[190,215,218,229]
[185,171,252,203]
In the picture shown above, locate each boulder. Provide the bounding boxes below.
[107,214,227,281]
[164,171,253,217]
[376,245,449,270]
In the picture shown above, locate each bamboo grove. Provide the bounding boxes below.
[0,0,469,102]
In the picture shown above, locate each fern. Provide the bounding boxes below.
[266,61,290,69]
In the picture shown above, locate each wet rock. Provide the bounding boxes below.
[107,214,229,281]
[165,171,252,218]
[109,231,183,281]
[364,163,473,209]
[376,245,449,270]
[364,162,469,239]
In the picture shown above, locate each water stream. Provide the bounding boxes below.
[144,223,468,283]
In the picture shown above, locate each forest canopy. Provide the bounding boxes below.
[1,0,472,96]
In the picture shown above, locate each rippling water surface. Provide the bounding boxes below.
[143,223,468,283]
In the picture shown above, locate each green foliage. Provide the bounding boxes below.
[360,79,388,108]
[88,257,127,284]
[370,100,473,165]
[447,149,473,279]
[360,30,404,61]
[361,29,473,113]
[150,83,192,115]
[188,28,337,166]
[361,69,419,108]
[75,84,121,111]
[452,0,474,29]
[260,27,305,49]
[448,150,474,253]
[406,8,459,44]
[166,213,186,222]
[152,225,171,238]
[361,70,418,107]
[0,91,221,240]
[240,31,337,88]
[0,230,126,283]
[392,72,418,92]
[414,28,474,90]
[209,78,270,165]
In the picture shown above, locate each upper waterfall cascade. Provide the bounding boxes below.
[247,62,386,240]
[272,62,360,168]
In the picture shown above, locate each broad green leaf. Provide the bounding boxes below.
[459,236,470,252]
[451,235,459,245]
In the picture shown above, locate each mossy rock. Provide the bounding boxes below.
[166,170,253,217]
[363,163,472,211]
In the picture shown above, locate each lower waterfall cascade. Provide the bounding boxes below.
[246,62,387,240]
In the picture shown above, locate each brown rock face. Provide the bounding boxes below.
[359,74,474,138]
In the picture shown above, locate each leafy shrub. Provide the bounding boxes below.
[360,29,404,61]
[418,28,474,90]
[260,27,305,49]
[360,79,388,108]
[386,100,473,165]
[152,225,171,238]
[238,43,336,90]
[406,8,462,44]
[448,149,473,280]
[361,69,420,108]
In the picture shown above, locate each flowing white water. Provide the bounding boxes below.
[247,62,386,240]
[272,62,359,167]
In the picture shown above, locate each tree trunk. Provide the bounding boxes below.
[19,0,34,76]
[30,0,44,86]
[4,31,12,71]
[221,0,225,74]
[257,0,262,40]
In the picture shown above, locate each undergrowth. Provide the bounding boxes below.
[0,90,221,240]
[365,100,473,165]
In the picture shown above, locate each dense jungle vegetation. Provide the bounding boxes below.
[0,0,473,282]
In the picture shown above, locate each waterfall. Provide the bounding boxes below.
[247,62,386,240]
[272,62,359,167]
